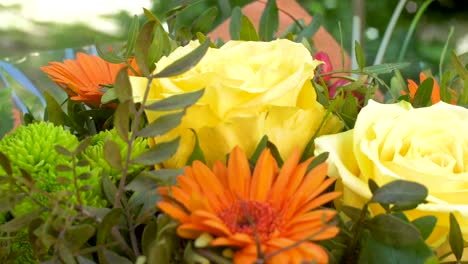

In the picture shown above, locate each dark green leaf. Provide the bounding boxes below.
[114,68,133,102]
[296,14,322,42]
[355,41,366,70]
[77,256,97,264]
[97,208,123,244]
[451,51,468,80]
[368,214,421,247]
[449,213,464,261]
[76,159,91,167]
[135,21,156,76]
[144,89,204,111]
[267,140,284,167]
[363,62,411,74]
[114,100,130,141]
[56,165,72,172]
[229,7,242,40]
[154,39,210,78]
[65,224,95,252]
[239,15,259,41]
[74,137,92,154]
[103,140,123,170]
[249,135,268,166]
[341,205,364,222]
[186,129,206,165]
[0,210,41,232]
[137,110,185,138]
[96,44,124,64]
[142,169,183,186]
[102,249,133,264]
[0,152,12,175]
[259,0,278,41]
[191,7,218,34]
[368,179,379,195]
[78,172,93,180]
[124,15,140,59]
[125,174,157,193]
[131,137,180,166]
[412,216,437,240]
[440,70,453,103]
[359,230,436,264]
[142,220,158,256]
[413,78,434,108]
[55,145,72,156]
[44,92,70,127]
[371,180,428,209]
[101,172,118,206]
[58,243,76,264]
[307,152,329,173]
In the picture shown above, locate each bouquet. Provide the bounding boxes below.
[1,1,467,263]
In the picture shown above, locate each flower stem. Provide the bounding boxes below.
[373,0,407,65]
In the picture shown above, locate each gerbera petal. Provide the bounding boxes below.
[211,233,253,247]
[268,148,301,207]
[192,161,227,211]
[250,149,278,201]
[284,157,313,199]
[157,201,189,223]
[228,146,251,199]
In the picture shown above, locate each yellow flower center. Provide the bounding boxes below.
[217,201,282,240]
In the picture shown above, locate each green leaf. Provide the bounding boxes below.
[102,249,133,264]
[266,140,284,167]
[58,243,77,264]
[368,179,380,195]
[0,151,12,175]
[355,41,366,70]
[259,0,278,41]
[65,224,96,252]
[124,15,140,59]
[296,14,322,42]
[154,39,210,78]
[191,6,219,34]
[306,152,329,173]
[370,180,428,210]
[229,7,242,40]
[56,164,72,172]
[440,70,453,103]
[0,210,41,232]
[44,92,70,127]
[249,135,269,166]
[101,172,118,206]
[135,20,156,76]
[451,51,468,80]
[114,100,130,141]
[113,68,133,102]
[459,77,468,105]
[77,256,97,264]
[240,15,259,41]
[0,87,14,138]
[96,44,124,64]
[103,140,123,170]
[359,230,436,264]
[101,88,117,104]
[142,169,183,186]
[363,62,411,74]
[449,213,464,261]
[368,214,422,247]
[145,89,204,111]
[137,110,185,138]
[74,137,92,155]
[341,205,365,222]
[142,220,158,256]
[55,145,73,156]
[413,77,434,108]
[186,129,206,165]
[131,137,180,166]
[412,215,437,240]
[97,208,123,245]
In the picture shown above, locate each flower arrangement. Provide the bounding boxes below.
[1,1,467,264]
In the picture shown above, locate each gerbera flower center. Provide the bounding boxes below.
[217,201,282,240]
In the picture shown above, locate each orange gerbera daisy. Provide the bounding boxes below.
[41,52,139,106]
[405,72,441,104]
[158,147,341,264]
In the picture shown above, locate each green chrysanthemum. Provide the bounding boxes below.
[81,129,148,179]
[0,122,105,215]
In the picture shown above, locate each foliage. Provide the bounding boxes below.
[0,1,467,263]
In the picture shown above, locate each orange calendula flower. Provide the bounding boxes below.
[41,52,139,106]
[158,147,341,264]
[405,72,441,104]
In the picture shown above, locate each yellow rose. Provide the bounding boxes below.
[131,39,342,168]
[315,99,468,254]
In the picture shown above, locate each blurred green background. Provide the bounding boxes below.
[1,0,467,82]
